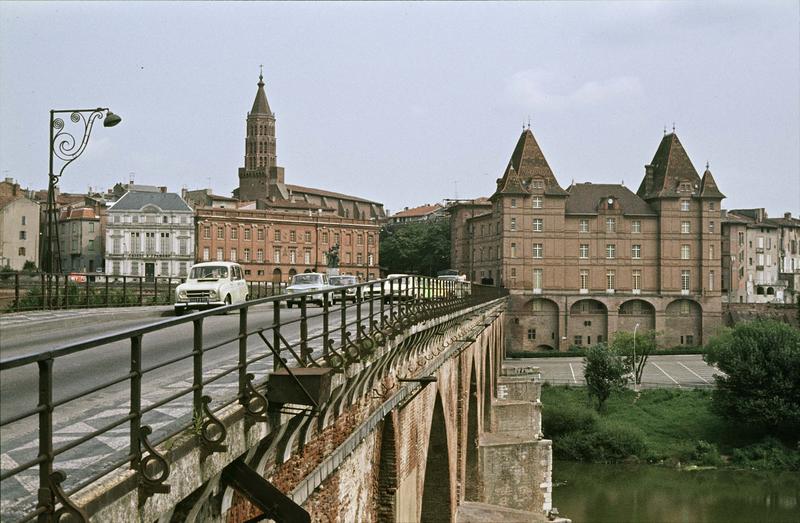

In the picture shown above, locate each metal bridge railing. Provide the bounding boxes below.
[0,275,506,522]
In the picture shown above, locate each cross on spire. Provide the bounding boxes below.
[672,122,676,133]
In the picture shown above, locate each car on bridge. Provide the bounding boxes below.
[329,274,359,304]
[174,262,249,315]
[286,272,333,307]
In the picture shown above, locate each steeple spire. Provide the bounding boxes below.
[251,68,272,115]
[258,64,264,87]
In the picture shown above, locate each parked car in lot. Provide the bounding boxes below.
[286,273,333,307]
[174,262,248,315]
[329,275,359,303]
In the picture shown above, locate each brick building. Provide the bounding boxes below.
[449,127,725,351]
[195,73,384,282]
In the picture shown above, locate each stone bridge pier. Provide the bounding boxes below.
[79,298,557,522]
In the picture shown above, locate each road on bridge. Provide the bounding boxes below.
[0,302,374,520]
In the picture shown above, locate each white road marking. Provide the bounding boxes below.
[651,362,681,387]
[568,363,578,384]
[678,362,709,383]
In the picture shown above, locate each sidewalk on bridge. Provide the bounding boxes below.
[0,305,174,333]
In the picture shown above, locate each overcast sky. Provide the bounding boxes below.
[1,1,798,216]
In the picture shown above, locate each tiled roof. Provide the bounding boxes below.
[566,183,656,215]
[286,184,381,205]
[392,204,443,218]
[699,168,725,198]
[493,129,567,198]
[110,191,192,212]
[60,207,98,220]
[637,133,701,199]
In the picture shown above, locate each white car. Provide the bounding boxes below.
[174,262,249,315]
[286,273,333,307]
[329,275,359,303]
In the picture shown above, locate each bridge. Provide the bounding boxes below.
[1,277,559,522]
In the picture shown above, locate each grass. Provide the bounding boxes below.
[541,385,798,469]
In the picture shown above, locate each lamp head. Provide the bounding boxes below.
[103,111,122,127]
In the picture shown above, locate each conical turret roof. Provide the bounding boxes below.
[494,128,566,198]
[637,132,701,199]
[250,73,272,115]
[700,166,725,198]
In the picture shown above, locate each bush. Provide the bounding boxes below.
[731,437,800,471]
[555,422,648,463]
[543,403,598,438]
[704,320,800,436]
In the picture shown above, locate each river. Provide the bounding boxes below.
[553,461,800,523]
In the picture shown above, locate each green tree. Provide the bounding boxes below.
[379,218,450,276]
[583,344,628,411]
[611,330,657,387]
[704,320,800,436]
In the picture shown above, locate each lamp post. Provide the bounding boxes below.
[43,108,121,275]
[633,322,640,392]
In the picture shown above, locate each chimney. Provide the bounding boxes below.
[4,177,13,184]
[160,186,167,193]
[785,212,792,219]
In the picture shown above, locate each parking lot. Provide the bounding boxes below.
[514,354,719,389]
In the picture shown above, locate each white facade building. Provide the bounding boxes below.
[105,189,194,279]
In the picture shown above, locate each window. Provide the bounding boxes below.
[216,248,223,261]
[532,179,544,189]
[709,202,715,211]
[305,250,312,264]
[709,221,715,233]
[21,216,26,225]
[709,245,715,260]
[18,247,25,256]
[257,249,264,262]
[532,300,542,312]
[685,335,694,346]
[632,244,641,259]
[606,244,616,259]
[511,198,517,208]
[681,270,690,291]
[533,268,543,290]
[322,231,328,243]
[306,231,313,243]
[132,215,139,224]
[334,233,340,244]
[511,243,517,258]
[527,328,536,340]
[18,231,26,240]
[580,269,589,290]
[533,218,543,232]
[89,222,94,233]
[289,230,296,242]
[574,335,583,346]
[88,239,95,252]
[229,227,238,240]
[145,233,156,254]
[631,220,641,233]
[681,244,690,259]
[275,230,282,242]
[131,262,139,275]
[709,270,715,291]
[113,238,121,254]
[606,270,615,291]
[767,237,772,250]
[289,250,296,264]
[179,238,187,255]
[160,233,170,254]
[368,234,374,245]
[243,228,251,240]
[632,269,641,291]
[244,248,251,262]
[230,249,237,262]
[203,247,210,261]
[533,243,543,258]
[510,218,516,231]
[511,268,516,277]
[579,244,589,259]
[368,253,374,266]
[579,219,589,233]
[757,253,764,267]
[273,248,280,263]
[680,200,690,211]
[679,182,692,192]
[203,226,211,239]
[113,261,121,274]
[532,196,543,209]
[161,261,169,275]
[257,228,265,241]
[681,221,691,234]
[217,227,224,240]
[606,218,616,233]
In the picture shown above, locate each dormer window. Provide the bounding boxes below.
[679,182,692,193]
[532,179,544,190]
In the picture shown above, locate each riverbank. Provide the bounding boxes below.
[542,385,799,470]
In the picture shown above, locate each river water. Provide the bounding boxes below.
[553,461,800,523]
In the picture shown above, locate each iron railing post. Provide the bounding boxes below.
[388,279,395,323]
[355,286,362,341]
[122,275,127,305]
[130,335,142,470]
[138,276,143,306]
[340,289,347,346]
[61,274,67,309]
[193,318,203,417]
[322,292,330,360]
[84,276,90,308]
[380,280,386,327]
[105,274,110,306]
[273,298,281,371]
[238,307,248,402]
[40,272,45,311]
[300,296,308,365]
[36,358,54,522]
[154,276,158,305]
[14,272,19,311]
[368,282,374,329]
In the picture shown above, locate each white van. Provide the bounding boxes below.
[174,262,249,315]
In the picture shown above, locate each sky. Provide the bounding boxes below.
[1,1,798,216]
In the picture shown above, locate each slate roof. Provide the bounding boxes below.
[250,74,272,115]
[110,191,192,212]
[699,168,725,198]
[392,204,443,218]
[565,183,656,216]
[637,133,702,199]
[494,129,567,197]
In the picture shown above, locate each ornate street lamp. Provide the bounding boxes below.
[43,108,121,274]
